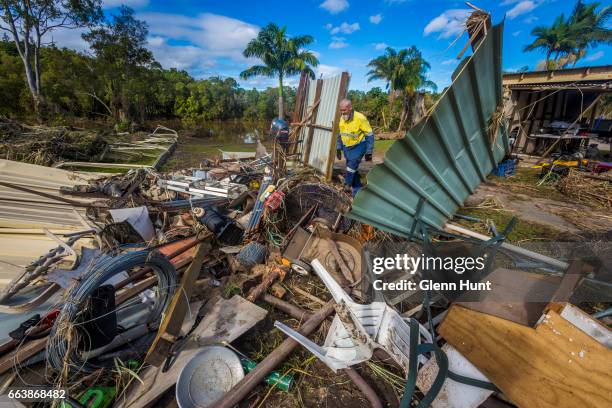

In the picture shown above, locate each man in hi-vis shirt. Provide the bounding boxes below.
[336,99,374,196]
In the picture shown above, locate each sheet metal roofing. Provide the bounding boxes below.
[348,23,509,237]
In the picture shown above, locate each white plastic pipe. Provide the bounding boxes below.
[445,223,569,270]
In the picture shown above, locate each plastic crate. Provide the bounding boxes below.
[492,159,516,177]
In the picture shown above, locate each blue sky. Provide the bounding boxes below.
[54,0,611,91]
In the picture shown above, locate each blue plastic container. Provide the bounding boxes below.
[492,159,516,177]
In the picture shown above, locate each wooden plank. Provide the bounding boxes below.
[118,295,267,408]
[291,71,309,124]
[0,337,47,375]
[439,305,612,408]
[550,260,589,303]
[145,242,210,366]
[302,79,323,165]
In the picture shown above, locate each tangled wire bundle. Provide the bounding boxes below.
[47,249,177,380]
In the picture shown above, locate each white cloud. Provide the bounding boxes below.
[512,30,522,37]
[369,14,383,24]
[374,42,388,50]
[137,12,259,61]
[147,36,165,47]
[507,1,536,19]
[103,0,149,8]
[327,22,360,35]
[441,59,457,65]
[586,51,604,61]
[47,26,89,52]
[523,15,538,24]
[320,0,349,14]
[423,9,470,39]
[329,36,348,49]
[145,36,216,73]
[316,64,343,78]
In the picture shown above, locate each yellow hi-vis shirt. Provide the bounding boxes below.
[339,111,372,148]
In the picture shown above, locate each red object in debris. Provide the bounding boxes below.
[40,309,60,326]
[265,191,285,211]
[593,161,612,174]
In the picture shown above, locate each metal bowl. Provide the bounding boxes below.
[176,346,245,408]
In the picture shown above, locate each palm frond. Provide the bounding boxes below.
[239,65,275,80]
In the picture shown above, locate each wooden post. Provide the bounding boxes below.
[211,302,335,408]
[302,79,323,166]
[292,71,309,124]
[145,241,210,366]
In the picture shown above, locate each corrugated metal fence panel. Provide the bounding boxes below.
[306,74,343,174]
[0,159,96,229]
[348,23,508,237]
[299,79,318,157]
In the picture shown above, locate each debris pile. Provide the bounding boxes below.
[0,117,108,166]
[0,8,610,408]
[555,169,612,209]
[0,118,177,170]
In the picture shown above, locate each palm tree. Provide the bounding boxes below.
[566,0,611,66]
[397,47,437,131]
[366,46,436,131]
[366,47,406,108]
[240,23,318,118]
[523,15,577,70]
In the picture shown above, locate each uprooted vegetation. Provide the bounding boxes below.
[0,117,109,166]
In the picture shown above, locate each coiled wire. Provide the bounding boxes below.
[47,249,177,379]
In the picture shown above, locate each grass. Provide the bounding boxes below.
[456,205,565,242]
[374,139,396,153]
[487,167,568,202]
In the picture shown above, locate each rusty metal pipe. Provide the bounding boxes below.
[225,296,384,408]
[262,293,310,321]
[345,367,384,408]
[212,301,335,408]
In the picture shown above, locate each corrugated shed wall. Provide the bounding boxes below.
[298,72,349,178]
[348,23,508,237]
[306,74,343,175]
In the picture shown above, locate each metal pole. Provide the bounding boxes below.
[211,302,335,408]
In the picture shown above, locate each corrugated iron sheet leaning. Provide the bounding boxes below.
[348,22,509,237]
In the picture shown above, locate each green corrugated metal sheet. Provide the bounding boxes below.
[348,23,508,237]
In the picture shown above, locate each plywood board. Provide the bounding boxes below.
[439,305,612,408]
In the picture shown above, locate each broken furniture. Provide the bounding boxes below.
[275,259,432,373]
